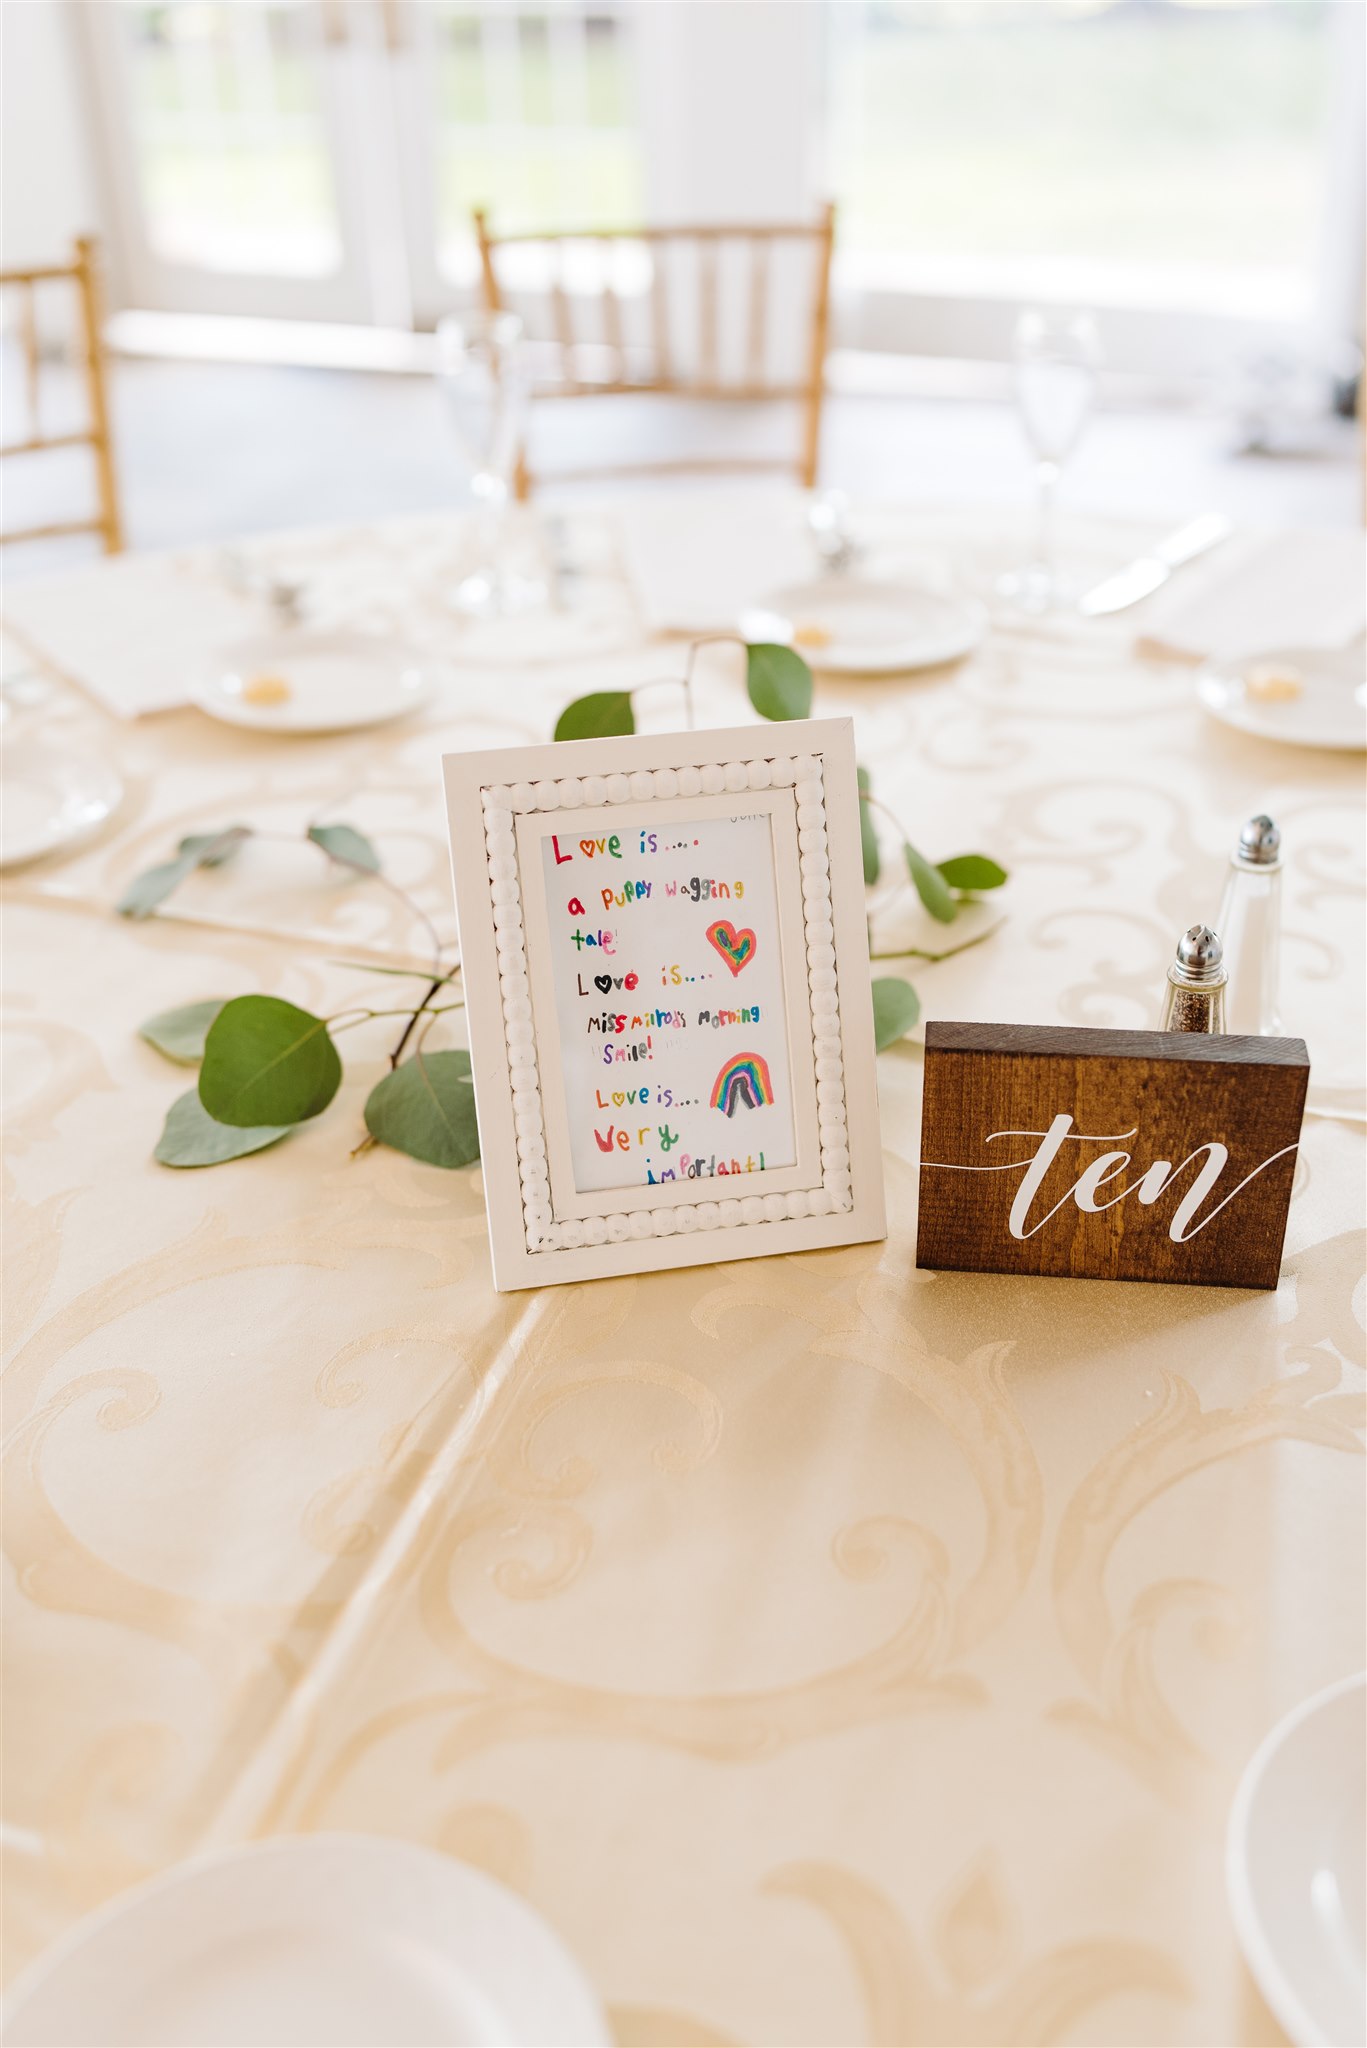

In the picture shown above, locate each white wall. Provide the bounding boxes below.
[2,0,102,274]
[634,0,821,225]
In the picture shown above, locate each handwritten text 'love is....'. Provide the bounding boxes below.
[925,1113,1299,1244]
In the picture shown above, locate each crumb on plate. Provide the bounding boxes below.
[792,622,831,649]
[242,673,292,706]
[1244,662,1304,703]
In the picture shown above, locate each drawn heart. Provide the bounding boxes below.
[594,973,614,995]
[706,919,758,976]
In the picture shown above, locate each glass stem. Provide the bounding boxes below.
[472,472,507,575]
[1033,458,1058,589]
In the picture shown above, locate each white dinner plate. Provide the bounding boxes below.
[1197,642,1366,752]
[3,1833,610,2048]
[1227,1671,1366,2048]
[0,735,123,868]
[739,577,985,675]
[191,631,435,733]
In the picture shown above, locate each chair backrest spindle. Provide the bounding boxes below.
[472,203,835,493]
[650,248,672,387]
[599,238,625,383]
[698,235,719,388]
[552,243,576,378]
[747,234,770,387]
[19,283,41,433]
[474,208,502,312]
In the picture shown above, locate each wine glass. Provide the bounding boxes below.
[435,309,544,616]
[998,306,1101,614]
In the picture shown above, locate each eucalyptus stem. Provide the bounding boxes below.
[242,825,450,970]
[683,632,748,731]
[631,633,747,732]
[860,789,914,844]
[328,1002,465,1033]
[330,959,462,986]
[388,976,446,1069]
[334,860,446,970]
[869,920,1006,965]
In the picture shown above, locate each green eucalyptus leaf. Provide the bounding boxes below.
[871,977,921,1051]
[178,825,250,868]
[904,841,958,925]
[139,999,228,1065]
[936,853,1008,892]
[745,642,813,722]
[199,995,342,1127]
[154,1089,292,1168]
[363,1049,479,1168]
[117,825,249,919]
[307,823,381,873]
[856,765,880,885]
[116,852,199,919]
[554,691,636,743]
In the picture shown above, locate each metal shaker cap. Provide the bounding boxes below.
[1236,813,1281,866]
[1174,924,1224,978]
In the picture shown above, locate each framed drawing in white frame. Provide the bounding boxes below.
[443,716,886,1289]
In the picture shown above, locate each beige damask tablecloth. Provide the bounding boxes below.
[3,504,1364,2047]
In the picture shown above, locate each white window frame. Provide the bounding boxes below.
[74,0,1363,384]
[815,0,1365,382]
[76,0,399,324]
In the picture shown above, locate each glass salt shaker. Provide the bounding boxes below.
[1160,924,1228,1033]
[1217,813,1283,1035]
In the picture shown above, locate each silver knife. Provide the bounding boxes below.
[1079,512,1231,618]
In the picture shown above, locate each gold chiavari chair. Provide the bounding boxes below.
[473,204,836,500]
[1,235,123,554]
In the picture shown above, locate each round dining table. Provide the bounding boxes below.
[3,501,1363,2046]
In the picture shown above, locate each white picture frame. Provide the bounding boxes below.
[442,717,886,1289]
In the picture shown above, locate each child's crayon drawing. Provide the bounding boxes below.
[541,812,798,1193]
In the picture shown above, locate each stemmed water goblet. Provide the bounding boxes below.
[435,309,544,617]
[998,306,1101,614]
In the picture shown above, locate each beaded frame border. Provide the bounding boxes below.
[444,719,886,1291]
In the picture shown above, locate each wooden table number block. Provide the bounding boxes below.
[916,1022,1309,1291]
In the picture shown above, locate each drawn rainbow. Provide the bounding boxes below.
[710,1051,775,1117]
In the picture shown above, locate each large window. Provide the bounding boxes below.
[85,0,644,323]
[425,6,641,275]
[79,0,1359,378]
[117,2,343,278]
[827,0,1336,322]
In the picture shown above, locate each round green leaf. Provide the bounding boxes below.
[936,853,1008,892]
[155,1089,292,1168]
[199,995,342,1127]
[856,765,880,885]
[745,643,814,722]
[904,841,958,925]
[307,823,381,873]
[554,691,636,743]
[139,999,228,1065]
[871,978,921,1051]
[364,1050,480,1168]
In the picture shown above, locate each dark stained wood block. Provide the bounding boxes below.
[916,1022,1310,1291]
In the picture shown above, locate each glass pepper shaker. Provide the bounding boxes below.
[1217,813,1283,1035]
[1161,923,1228,1033]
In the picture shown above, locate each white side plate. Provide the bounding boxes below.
[1197,643,1366,752]
[4,1833,610,2048]
[0,738,123,869]
[1227,1671,1366,2048]
[191,631,435,733]
[740,577,985,675]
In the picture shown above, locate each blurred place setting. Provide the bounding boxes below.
[2,3,1364,2046]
